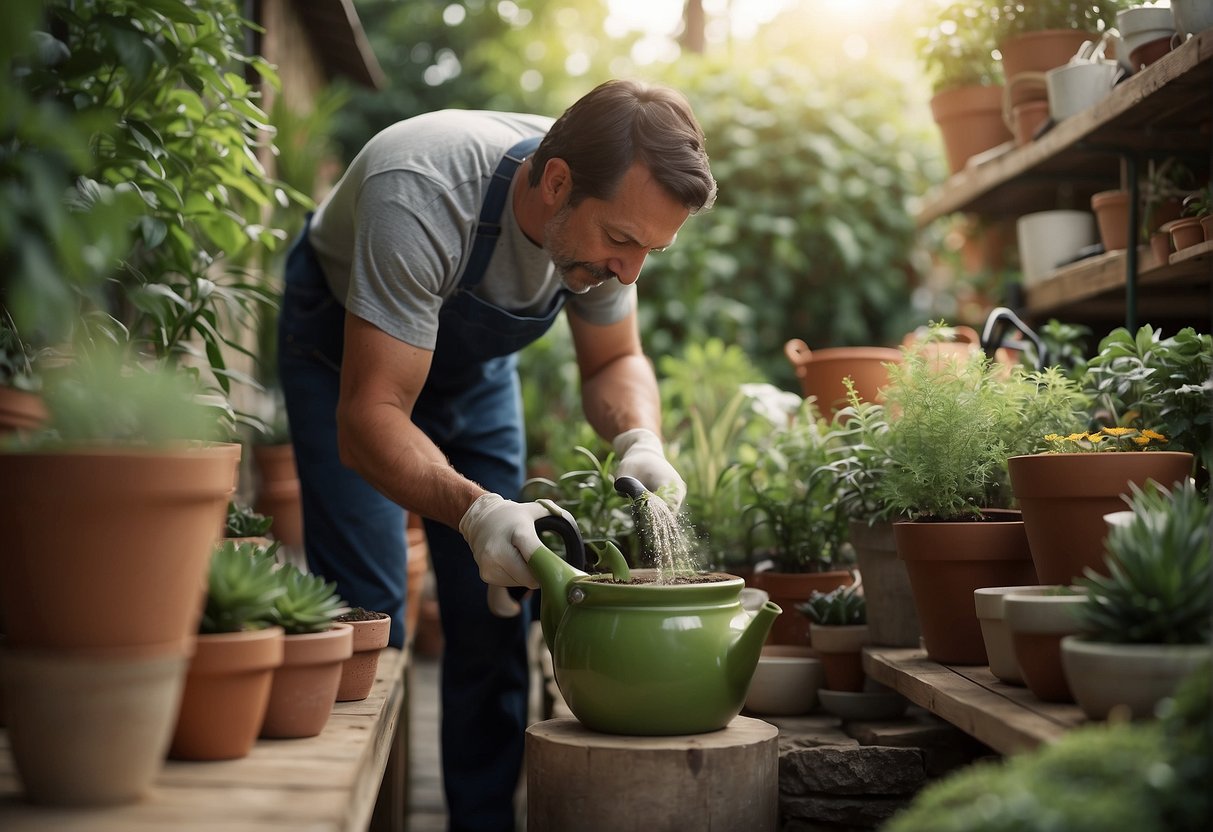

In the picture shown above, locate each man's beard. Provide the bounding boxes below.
[545,206,617,294]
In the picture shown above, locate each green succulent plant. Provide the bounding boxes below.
[796,583,866,627]
[1074,481,1211,645]
[200,540,284,634]
[225,500,273,538]
[271,563,349,635]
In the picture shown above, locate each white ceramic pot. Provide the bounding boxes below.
[1016,210,1098,285]
[743,645,824,716]
[973,585,1041,685]
[1061,636,1213,720]
[1172,0,1213,38]
[1117,6,1176,57]
[1046,61,1119,121]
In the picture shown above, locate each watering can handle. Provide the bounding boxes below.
[534,514,587,572]
[980,306,1047,371]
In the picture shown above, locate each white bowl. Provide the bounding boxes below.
[1046,61,1118,121]
[743,646,824,716]
[1016,210,1097,285]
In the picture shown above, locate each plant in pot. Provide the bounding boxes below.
[0,347,240,805]
[741,398,855,646]
[797,583,869,692]
[0,312,48,437]
[1138,157,1196,263]
[170,540,286,760]
[819,382,921,648]
[1176,183,1213,249]
[333,607,392,703]
[916,1,1012,171]
[259,563,352,739]
[874,335,1089,665]
[1062,480,1212,720]
[1009,324,1206,587]
[225,499,274,546]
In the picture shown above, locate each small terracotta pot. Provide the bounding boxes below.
[1149,229,1172,266]
[1129,35,1173,71]
[335,612,391,702]
[1011,99,1050,145]
[1003,588,1088,703]
[260,623,353,739]
[808,623,870,692]
[170,626,285,760]
[1169,216,1204,251]
[1091,189,1131,252]
[0,387,47,437]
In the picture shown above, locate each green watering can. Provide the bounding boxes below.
[530,498,782,736]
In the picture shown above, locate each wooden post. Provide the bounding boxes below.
[526,717,778,832]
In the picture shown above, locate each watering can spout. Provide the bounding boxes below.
[728,601,782,693]
[528,513,588,651]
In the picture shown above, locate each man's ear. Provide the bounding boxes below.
[540,158,571,206]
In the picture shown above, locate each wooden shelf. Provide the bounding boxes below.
[0,647,409,831]
[917,30,1213,225]
[863,647,1087,756]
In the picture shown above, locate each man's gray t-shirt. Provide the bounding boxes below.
[307,109,636,350]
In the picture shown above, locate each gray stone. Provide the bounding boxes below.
[779,745,926,796]
[781,794,911,826]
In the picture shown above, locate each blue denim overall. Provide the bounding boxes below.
[278,135,561,832]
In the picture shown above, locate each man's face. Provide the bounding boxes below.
[543,162,691,295]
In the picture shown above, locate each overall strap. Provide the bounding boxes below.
[460,134,544,290]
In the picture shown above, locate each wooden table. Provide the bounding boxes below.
[0,647,409,831]
[863,647,1087,756]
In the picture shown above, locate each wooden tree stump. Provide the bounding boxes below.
[526,716,778,832]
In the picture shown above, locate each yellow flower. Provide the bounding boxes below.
[1101,427,1134,437]
[1044,434,1064,442]
[1088,433,1106,444]
[1067,433,1087,442]
[1142,429,1166,441]
[1133,436,1151,445]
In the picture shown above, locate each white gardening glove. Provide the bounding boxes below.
[613,428,686,512]
[459,494,574,618]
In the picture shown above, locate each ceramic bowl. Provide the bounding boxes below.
[743,646,824,716]
[1016,210,1097,285]
[818,683,909,721]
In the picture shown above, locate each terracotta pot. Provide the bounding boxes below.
[1145,196,1184,236]
[1003,588,1088,703]
[893,511,1038,665]
[1011,99,1050,145]
[1091,189,1131,251]
[1061,636,1213,720]
[0,645,189,806]
[169,626,285,760]
[850,520,920,648]
[0,444,238,651]
[784,339,903,420]
[973,585,1041,685]
[1169,216,1204,251]
[260,623,353,739]
[1007,452,1194,585]
[901,324,982,373]
[747,569,854,646]
[1128,35,1173,71]
[335,611,391,702]
[999,30,1095,103]
[808,623,870,692]
[0,386,47,437]
[929,84,1013,174]
[253,442,304,547]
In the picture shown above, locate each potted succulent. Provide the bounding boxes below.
[1009,324,1204,586]
[875,336,1089,664]
[225,499,274,546]
[741,398,856,646]
[797,583,869,692]
[916,0,1012,171]
[170,540,286,760]
[259,563,352,739]
[1062,480,1212,720]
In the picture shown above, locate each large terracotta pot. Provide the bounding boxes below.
[928,84,1013,174]
[169,626,285,760]
[1007,452,1194,585]
[747,569,855,646]
[850,519,920,648]
[0,645,190,806]
[784,339,902,420]
[253,442,304,548]
[893,511,1039,665]
[260,623,353,739]
[0,443,239,651]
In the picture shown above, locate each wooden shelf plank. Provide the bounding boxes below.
[863,647,1087,756]
[0,647,409,831]
[917,30,1213,225]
